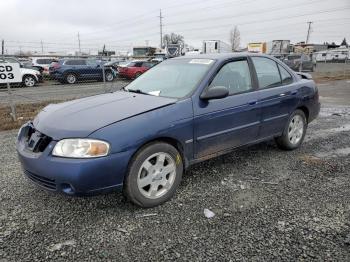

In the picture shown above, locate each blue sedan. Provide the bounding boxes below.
[17,53,320,207]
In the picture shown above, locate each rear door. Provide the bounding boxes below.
[251,56,299,138]
[194,58,261,159]
[86,60,101,78]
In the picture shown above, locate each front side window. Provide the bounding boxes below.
[86,60,98,66]
[252,57,281,89]
[209,59,252,95]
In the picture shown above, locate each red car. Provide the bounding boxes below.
[118,61,157,79]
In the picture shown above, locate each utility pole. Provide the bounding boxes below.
[1,39,4,55]
[40,40,44,54]
[77,32,81,54]
[158,9,163,48]
[306,21,313,44]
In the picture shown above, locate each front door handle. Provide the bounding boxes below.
[279,93,286,97]
[248,100,258,105]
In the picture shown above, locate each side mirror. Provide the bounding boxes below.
[200,86,229,100]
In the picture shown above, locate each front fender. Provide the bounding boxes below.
[89,98,194,162]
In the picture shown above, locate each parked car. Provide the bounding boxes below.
[31,57,58,75]
[103,60,125,71]
[17,53,320,207]
[49,59,116,84]
[118,60,157,79]
[0,57,42,87]
[283,54,315,72]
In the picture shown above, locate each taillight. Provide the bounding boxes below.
[52,62,60,69]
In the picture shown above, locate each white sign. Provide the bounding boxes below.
[0,63,22,84]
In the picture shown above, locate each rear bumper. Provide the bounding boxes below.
[309,102,320,123]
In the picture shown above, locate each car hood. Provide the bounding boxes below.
[21,68,40,75]
[33,91,177,140]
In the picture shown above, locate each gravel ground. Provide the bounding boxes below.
[1,84,350,261]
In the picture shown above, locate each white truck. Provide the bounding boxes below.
[202,40,231,54]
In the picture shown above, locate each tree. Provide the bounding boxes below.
[230,26,240,52]
[341,38,348,47]
[162,33,184,48]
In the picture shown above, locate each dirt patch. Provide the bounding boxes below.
[0,101,63,131]
[312,73,350,83]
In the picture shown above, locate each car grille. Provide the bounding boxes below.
[23,124,52,153]
[25,170,57,190]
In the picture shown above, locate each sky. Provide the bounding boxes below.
[0,0,349,54]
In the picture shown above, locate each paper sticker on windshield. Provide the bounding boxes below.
[148,90,161,96]
[189,59,213,65]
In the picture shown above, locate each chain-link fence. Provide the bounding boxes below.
[313,59,350,79]
[0,55,147,130]
[1,53,349,131]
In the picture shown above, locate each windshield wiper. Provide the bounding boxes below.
[125,88,151,95]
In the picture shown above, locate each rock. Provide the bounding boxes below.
[48,240,76,252]
[204,209,215,219]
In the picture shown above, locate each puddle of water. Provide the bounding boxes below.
[315,147,350,158]
[306,124,350,142]
[319,106,350,117]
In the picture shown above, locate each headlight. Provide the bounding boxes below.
[52,139,110,158]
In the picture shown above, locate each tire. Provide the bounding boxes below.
[275,109,307,150]
[134,72,142,79]
[22,75,36,87]
[65,73,77,84]
[105,71,114,82]
[124,142,183,208]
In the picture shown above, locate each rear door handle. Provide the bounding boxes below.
[279,93,286,97]
[291,90,298,95]
[248,100,258,105]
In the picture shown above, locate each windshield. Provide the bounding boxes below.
[125,58,214,98]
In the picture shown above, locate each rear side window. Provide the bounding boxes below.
[142,62,154,68]
[252,57,281,89]
[37,59,55,64]
[278,64,293,85]
[65,60,86,66]
[209,59,252,95]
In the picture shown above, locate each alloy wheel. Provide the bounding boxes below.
[288,115,304,145]
[24,76,35,87]
[137,152,176,199]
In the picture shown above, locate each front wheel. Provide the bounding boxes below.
[275,109,307,150]
[124,142,183,208]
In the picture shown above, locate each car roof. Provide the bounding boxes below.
[172,52,275,61]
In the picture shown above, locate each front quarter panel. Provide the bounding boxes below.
[89,98,194,164]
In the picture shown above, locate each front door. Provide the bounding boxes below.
[193,58,261,159]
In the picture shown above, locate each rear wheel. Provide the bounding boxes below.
[65,73,77,84]
[275,109,307,150]
[105,71,114,82]
[124,142,183,208]
[23,75,36,87]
